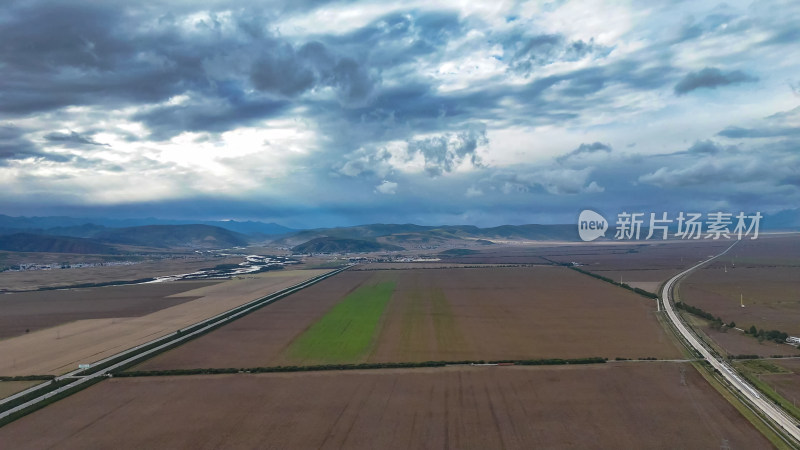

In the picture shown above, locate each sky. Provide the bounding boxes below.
[1,0,799,228]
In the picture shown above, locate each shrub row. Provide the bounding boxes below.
[675,302,796,347]
[113,357,607,378]
[34,277,156,291]
[744,326,789,344]
[569,266,658,299]
[0,375,55,382]
[675,301,719,322]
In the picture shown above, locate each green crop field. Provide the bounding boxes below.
[287,281,396,363]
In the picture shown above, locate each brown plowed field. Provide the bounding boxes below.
[700,326,798,357]
[0,364,771,449]
[134,270,378,371]
[764,359,800,405]
[680,236,800,336]
[369,267,680,362]
[137,266,680,371]
[544,240,730,285]
[0,270,330,376]
[0,281,217,339]
[0,380,42,399]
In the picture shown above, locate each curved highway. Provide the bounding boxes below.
[661,242,800,444]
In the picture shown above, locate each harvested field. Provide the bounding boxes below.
[0,364,771,449]
[680,235,800,336]
[434,246,551,264]
[350,262,515,270]
[0,380,42,399]
[0,281,217,340]
[134,270,378,371]
[137,266,680,371]
[544,240,730,285]
[369,267,679,362]
[704,327,798,358]
[0,255,243,292]
[765,359,800,405]
[0,270,330,376]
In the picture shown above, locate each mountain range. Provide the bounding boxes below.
[0,209,797,255]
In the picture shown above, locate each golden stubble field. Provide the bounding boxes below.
[0,281,219,339]
[0,269,330,376]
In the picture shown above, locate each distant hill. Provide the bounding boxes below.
[0,233,119,254]
[439,248,479,256]
[275,223,579,246]
[94,225,249,249]
[0,214,294,237]
[292,237,404,253]
[204,220,294,236]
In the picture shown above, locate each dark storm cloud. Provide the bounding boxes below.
[2,0,798,227]
[717,126,800,139]
[0,0,673,147]
[673,9,750,44]
[325,10,463,68]
[685,140,725,154]
[132,87,289,140]
[44,131,107,147]
[0,1,215,116]
[249,40,377,106]
[674,67,757,95]
[0,124,69,163]
[408,127,487,176]
[639,138,798,189]
[556,142,611,163]
[505,33,611,76]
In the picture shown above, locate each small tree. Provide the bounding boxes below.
[749,325,758,335]
[729,321,736,328]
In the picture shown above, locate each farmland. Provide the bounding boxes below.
[0,269,331,376]
[0,281,217,339]
[0,381,42,399]
[0,242,788,447]
[678,234,800,357]
[542,239,731,288]
[0,363,771,449]
[0,254,243,292]
[288,281,395,363]
[135,265,679,371]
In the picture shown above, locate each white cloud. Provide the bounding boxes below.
[465,186,483,197]
[375,180,398,194]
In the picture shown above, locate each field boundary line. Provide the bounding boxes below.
[110,357,609,378]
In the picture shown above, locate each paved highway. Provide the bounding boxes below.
[661,242,800,444]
